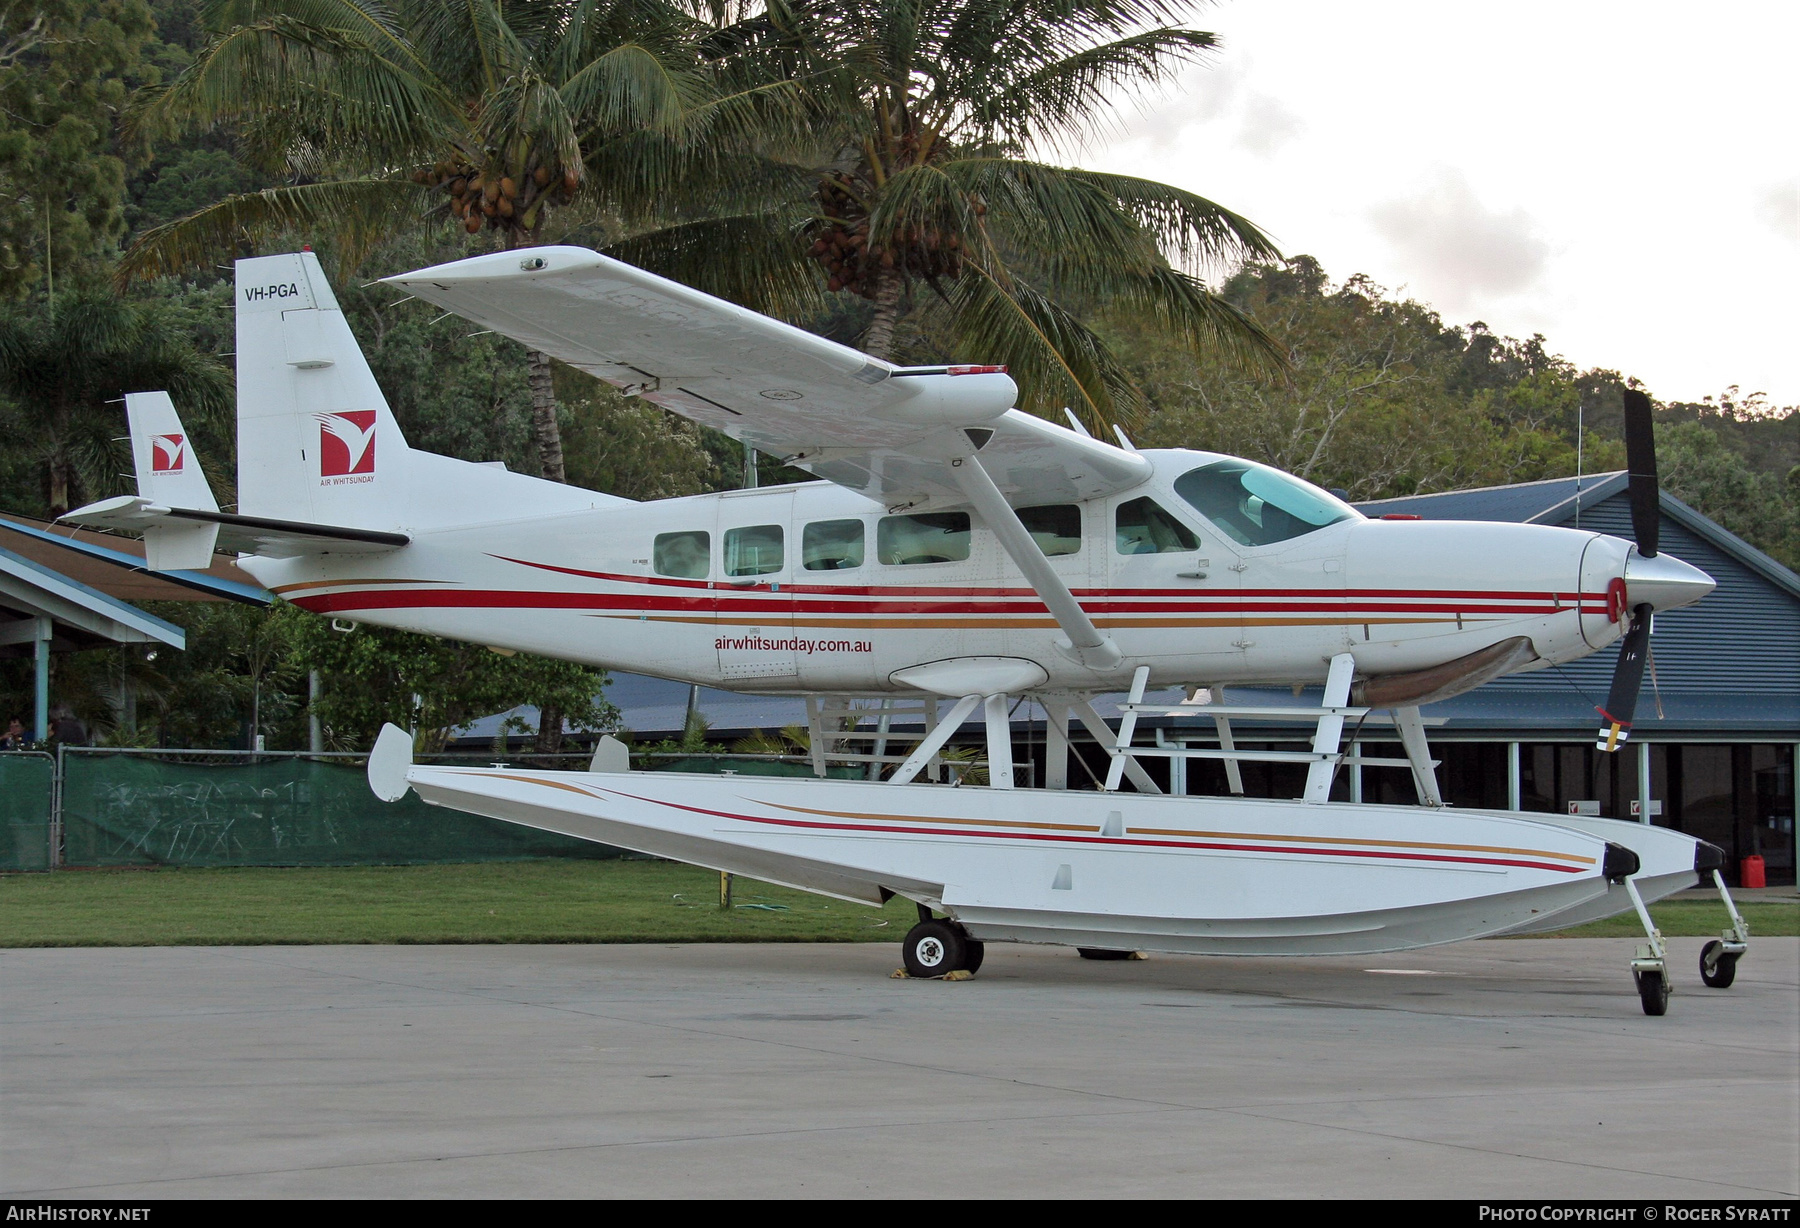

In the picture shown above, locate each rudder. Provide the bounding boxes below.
[126,390,221,569]
[235,252,409,531]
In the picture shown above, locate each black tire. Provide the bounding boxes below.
[902,919,965,979]
[1077,947,1134,961]
[1636,968,1670,1016]
[1700,940,1738,989]
[961,938,985,975]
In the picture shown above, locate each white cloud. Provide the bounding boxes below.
[1234,92,1304,157]
[1368,169,1551,312]
[1107,58,1301,161]
[1754,182,1797,246]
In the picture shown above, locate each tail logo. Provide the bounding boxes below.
[150,434,186,473]
[317,411,377,481]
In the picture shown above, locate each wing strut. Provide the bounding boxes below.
[948,451,1123,672]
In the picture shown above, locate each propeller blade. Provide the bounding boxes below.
[1621,387,1659,558]
[1595,603,1653,752]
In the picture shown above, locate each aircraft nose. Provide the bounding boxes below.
[1624,550,1715,612]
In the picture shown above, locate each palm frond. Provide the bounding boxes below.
[943,158,1160,278]
[134,13,456,161]
[117,179,434,285]
[1064,169,1281,273]
[479,65,584,173]
[405,0,523,95]
[962,27,1218,149]
[937,264,1141,429]
[603,213,826,320]
[1104,265,1293,380]
[556,40,712,137]
[865,162,974,248]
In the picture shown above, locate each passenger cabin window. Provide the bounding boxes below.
[878,512,971,565]
[653,530,710,579]
[1017,505,1082,556]
[724,524,784,576]
[1115,497,1198,554]
[1173,460,1358,547]
[803,519,864,571]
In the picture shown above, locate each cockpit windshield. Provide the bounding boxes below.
[1172,460,1360,547]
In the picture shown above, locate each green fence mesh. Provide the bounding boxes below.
[0,754,54,872]
[58,754,626,868]
[1,751,855,872]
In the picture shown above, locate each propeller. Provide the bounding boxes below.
[1596,388,1659,752]
[1596,602,1652,752]
[1622,388,1659,559]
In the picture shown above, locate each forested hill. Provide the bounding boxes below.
[1111,256,1797,570]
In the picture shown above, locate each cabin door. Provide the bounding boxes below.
[715,490,798,683]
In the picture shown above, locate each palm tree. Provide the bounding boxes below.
[613,0,1285,428]
[0,292,231,515]
[118,0,767,482]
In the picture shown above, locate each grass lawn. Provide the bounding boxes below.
[1503,898,1796,940]
[0,860,1793,947]
[0,860,918,947]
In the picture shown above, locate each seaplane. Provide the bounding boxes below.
[64,247,1751,1015]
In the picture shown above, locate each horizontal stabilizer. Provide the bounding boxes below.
[61,495,409,562]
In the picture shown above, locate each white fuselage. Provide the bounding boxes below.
[241,448,1633,695]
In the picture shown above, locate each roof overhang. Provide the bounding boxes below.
[0,546,185,657]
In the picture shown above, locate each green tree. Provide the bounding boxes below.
[1658,419,1799,570]
[287,610,617,755]
[0,289,230,514]
[0,0,156,299]
[620,0,1284,428]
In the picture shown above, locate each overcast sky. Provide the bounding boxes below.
[1086,1,1798,406]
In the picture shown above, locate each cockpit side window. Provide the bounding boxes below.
[1173,461,1358,547]
[1115,497,1199,554]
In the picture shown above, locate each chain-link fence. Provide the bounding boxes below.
[0,746,853,872]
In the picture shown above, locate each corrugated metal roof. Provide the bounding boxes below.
[1357,472,1627,524]
[0,514,270,605]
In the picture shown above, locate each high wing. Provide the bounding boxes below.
[382,247,1150,511]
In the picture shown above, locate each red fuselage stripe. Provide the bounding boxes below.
[490,554,1597,603]
[291,587,1605,617]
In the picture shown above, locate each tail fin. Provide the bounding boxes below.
[125,391,222,570]
[234,250,623,536]
[235,251,410,530]
[128,391,218,513]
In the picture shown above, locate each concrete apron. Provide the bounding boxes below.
[2,939,1796,1199]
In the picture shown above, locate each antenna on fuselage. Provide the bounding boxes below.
[1062,408,1093,438]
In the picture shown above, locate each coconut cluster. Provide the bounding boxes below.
[806,173,979,298]
[413,160,582,235]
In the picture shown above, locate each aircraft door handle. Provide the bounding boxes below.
[1177,571,1209,580]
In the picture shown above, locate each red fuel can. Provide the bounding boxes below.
[1740,855,1766,889]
